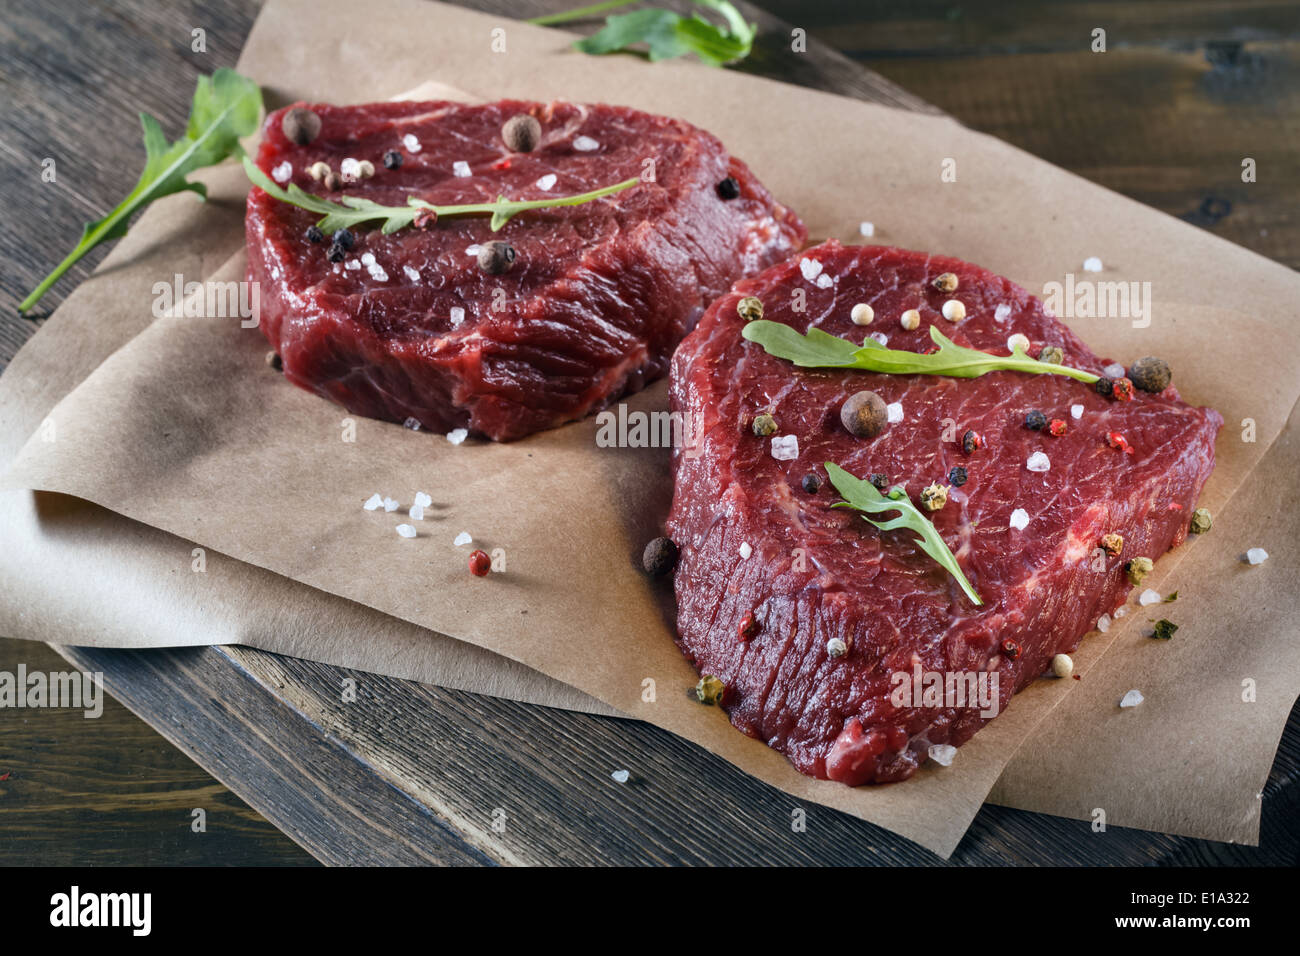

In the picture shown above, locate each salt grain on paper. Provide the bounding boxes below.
[396,524,417,538]
[858,221,875,238]
[403,133,422,153]
[363,493,383,511]
[770,434,799,461]
[886,402,904,424]
[1071,404,1084,420]
[1114,607,1128,618]
[928,744,957,767]
[446,428,469,445]
[271,161,293,183]
[610,770,630,784]
[454,532,473,547]
[1083,257,1103,273]
[414,492,432,509]
[739,542,753,559]
[1119,689,1144,708]
[1009,508,1030,531]
[1139,588,1162,606]
[1026,451,1051,473]
[409,504,425,521]
[383,497,400,513]
[1246,548,1269,565]
[573,135,599,151]
[1096,613,1111,633]
[799,257,824,281]
[535,173,557,191]
[452,161,472,178]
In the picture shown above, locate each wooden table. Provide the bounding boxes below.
[2,0,1297,865]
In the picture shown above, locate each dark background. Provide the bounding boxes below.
[1,0,1296,864]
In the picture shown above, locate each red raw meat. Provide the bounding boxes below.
[246,99,805,441]
[667,240,1221,784]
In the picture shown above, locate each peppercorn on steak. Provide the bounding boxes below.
[246,99,805,441]
[665,240,1221,785]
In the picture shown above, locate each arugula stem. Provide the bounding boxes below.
[527,0,639,26]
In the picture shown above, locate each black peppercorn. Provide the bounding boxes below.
[961,429,981,454]
[801,473,821,494]
[948,465,968,486]
[716,176,740,200]
[1025,409,1047,430]
[869,473,888,490]
[477,240,516,275]
[642,536,678,576]
[382,149,402,170]
[327,243,346,263]
[1094,377,1114,398]
[333,228,355,250]
[305,225,324,244]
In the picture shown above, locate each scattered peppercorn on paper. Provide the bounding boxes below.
[3,0,1300,859]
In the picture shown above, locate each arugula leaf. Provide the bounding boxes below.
[825,462,984,606]
[742,320,1100,384]
[242,153,640,236]
[20,69,262,313]
[564,1,756,67]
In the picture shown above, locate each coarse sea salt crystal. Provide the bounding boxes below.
[396,524,417,538]
[799,257,824,281]
[1246,547,1269,565]
[535,173,557,191]
[465,244,482,257]
[1114,607,1128,618]
[383,497,400,512]
[1071,403,1084,420]
[271,161,293,183]
[446,428,469,445]
[1026,451,1051,472]
[1104,362,1126,378]
[858,221,875,238]
[886,402,904,424]
[573,135,599,151]
[928,744,957,767]
[454,532,472,547]
[770,434,799,461]
[1083,256,1103,273]
[610,769,630,784]
[1139,588,1161,606]
[449,307,466,327]
[361,252,376,267]
[363,493,383,511]
[739,542,752,559]
[409,504,425,521]
[1096,613,1111,633]
[1009,508,1030,531]
[368,265,389,282]
[345,260,361,271]
[403,133,422,152]
[870,331,888,346]
[403,265,420,282]
[414,492,432,508]
[994,304,1012,323]
[452,160,472,178]
[1119,689,1144,708]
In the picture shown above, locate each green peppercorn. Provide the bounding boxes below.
[841,390,888,439]
[1190,507,1213,535]
[695,675,725,705]
[1038,345,1065,366]
[736,296,764,322]
[920,482,948,511]
[1129,356,1172,393]
[1126,556,1154,586]
[1152,619,1179,640]
[751,412,778,437]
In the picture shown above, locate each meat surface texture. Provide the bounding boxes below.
[667,240,1222,785]
[246,100,805,441]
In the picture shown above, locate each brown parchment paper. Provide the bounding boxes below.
[4,0,1299,857]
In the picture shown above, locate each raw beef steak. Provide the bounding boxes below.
[667,240,1221,784]
[246,99,805,441]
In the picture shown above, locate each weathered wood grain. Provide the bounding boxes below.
[1,0,1297,865]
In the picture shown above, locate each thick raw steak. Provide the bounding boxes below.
[667,240,1222,784]
[246,99,805,441]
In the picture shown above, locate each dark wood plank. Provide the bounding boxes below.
[1,0,1297,865]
